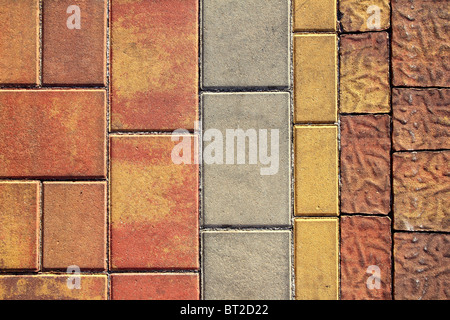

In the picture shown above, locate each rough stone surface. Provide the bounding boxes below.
[203,231,291,300]
[341,115,391,215]
[202,93,291,226]
[392,0,450,87]
[394,233,449,300]
[340,0,390,32]
[340,32,390,114]
[394,151,449,232]
[202,0,290,88]
[293,0,336,31]
[341,216,392,300]
[393,88,450,151]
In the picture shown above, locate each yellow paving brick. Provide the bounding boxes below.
[294,125,338,216]
[293,0,337,31]
[295,218,339,300]
[340,0,391,32]
[294,34,337,123]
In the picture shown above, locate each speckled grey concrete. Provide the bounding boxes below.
[202,0,291,88]
[202,92,291,226]
[202,230,291,300]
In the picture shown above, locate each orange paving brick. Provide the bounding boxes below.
[0,90,106,178]
[111,273,200,300]
[42,182,107,271]
[43,0,107,85]
[110,0,198,131]
[110,135,199,270]
[0,181,40,271]
[339,0,390,32]
[0,0,39,84]
[0,275,107,300]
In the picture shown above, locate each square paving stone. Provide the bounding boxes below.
[340,0,390,32]
[293,0,336,31]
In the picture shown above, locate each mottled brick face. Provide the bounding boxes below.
[341,115,391,215]
[394,233,450,300]
[340,0,390,32]
[341,216,392,300]
[392,0,450,86]
[394,151,449,232]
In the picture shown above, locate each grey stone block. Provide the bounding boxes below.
[202,230,291,300]
[202,0,291,88]
[202,92,291,226]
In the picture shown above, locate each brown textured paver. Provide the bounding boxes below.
[394,151,449,232]
[393,88,450,151]
[341,216,392,300]
[43,0,107,85]
[0,275,107,300]
[43,182,107,271]
[111,274,199,300]
[392,0,450,87]
[341,115,391,215]
[340,32,390,114]
[0,90,106,178]
[0,0,39,84]
[394,233,450,300]
[0,181,39,271]
[340,0,391,32]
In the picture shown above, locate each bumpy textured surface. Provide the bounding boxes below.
[340,0,390,31]
[393,88,450,151]
[394,151,449,232]
[392,0,450,87]
[394,233,450,300]
[341,115,391,214]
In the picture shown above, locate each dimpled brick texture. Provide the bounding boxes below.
[392,0,450,87]
[340,32,390,114]
[341,115,391,215]
[341,216,392,300]
[340,0,390,32]
[393,88,450,151]
[394,233,450,300]
[394,151,449,232]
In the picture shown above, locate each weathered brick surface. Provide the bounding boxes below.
[43,0,107,85]
[341,216,392,300]
[393,89,450,151]
[394,233,450,300]
[0,181,39,270]
[43,182,107,270]
[341,115,391,215]
[394,151,449,232]
[392,0,450,87]
[0,90,106,178]
[111,274,199,300]
[340,0,391,32]
[340,32,390,114]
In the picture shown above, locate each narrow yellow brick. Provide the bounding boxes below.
[293,0,337,31]
[294,125,338,216]
[295,218,339,300]
[294,34,337,123]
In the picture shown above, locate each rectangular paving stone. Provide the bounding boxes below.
[393,88,450,151]
[0,275,107,300]
[340,32,390,114]
[293,0,336,31]
[341,115,391,215]
[43,0,107,85]
[394,233,449,300]
[392,0,450,87]
[202,231,291,300]
[0,90,106,178]
[340,0,390,32]
[394,151,449,232]
[111,273,199,300]
[295,218,339,300]
[43,182,107,271]
[341,216,392,300]
[202,0,290,88]
[202,93,290,226]
[110,0,198,131]
[294,34,337,123]
[294,125,338,216]
[110,135,199,270]
[0,0,39,84]
[0,181,39,271]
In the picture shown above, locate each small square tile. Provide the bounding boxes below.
[293,0,336,31]
[340,0,390,32]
